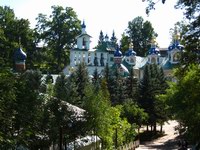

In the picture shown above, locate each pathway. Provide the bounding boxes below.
[136,120,180,150]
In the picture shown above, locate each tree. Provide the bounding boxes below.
[54,73,68,100]
[83,86,136,149]
[120,32,130,54]
[164,64,200,143]
[92,68,101,92]
[125,68,139,100]
[110,30,118,49]
[70,63,89,106]
[121,99,148,132]
[125,16,157,56]
[0,69,17,149]
[98,30,104,45]
[107,67,127,105]
[35,5,81,72]
[138,64,167,131]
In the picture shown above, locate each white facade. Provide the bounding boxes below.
[68,22,114,75]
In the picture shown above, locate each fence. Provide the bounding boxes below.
[117,140,140,150]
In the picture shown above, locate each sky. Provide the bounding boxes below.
[0,0,184,48]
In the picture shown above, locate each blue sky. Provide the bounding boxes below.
[0,0,184,48]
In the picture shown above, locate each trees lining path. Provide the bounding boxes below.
[136,120,180,150]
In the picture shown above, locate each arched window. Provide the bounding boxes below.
[83,37,86,46]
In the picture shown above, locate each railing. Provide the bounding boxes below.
[117,140,140,150]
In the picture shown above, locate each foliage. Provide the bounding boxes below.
[53,73,68,100]
[110,30,118,49]
[121,99,148,128]
[83,86,136,149]
[70,62,89,106]
[120,32,130,54]
[107,67,127,105]
[138,64,168,129]
[98,30,104,45]
[35,5,81,72]
[0,69,17,148]
[125,16,157,56]
[92,68,101,92]
[164,64,200,143]
[125,68,139,100]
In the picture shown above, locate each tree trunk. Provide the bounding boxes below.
[154,122,157,133]
[160,124,163,133]
[59,126,63,150]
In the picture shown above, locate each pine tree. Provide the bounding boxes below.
[125,68,139,100]
[139,64,168,132]
[70,62,89,106]
[54,73,68,100]
[92,68,101,93]
[108,67,127,105]
[110,30,118,48]
[98,30,104,45]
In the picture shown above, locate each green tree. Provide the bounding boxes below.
[0,69,17,148]
[110,30,118,48]
[92,68,101,92]
[70,63,89,106]
[14,70,45,148]
[98,30,104,45]
[164,64,200,143]
[35,5,81,72]
[121,99,148,132]
[125,68,139,100]
[83,86,136,149]
[54,73,68,100]
[139,64,167,131]
[125,16,157,56]
[108,67,127,105]
[120,32,130,54]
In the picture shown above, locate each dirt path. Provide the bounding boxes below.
[136,120,180,150]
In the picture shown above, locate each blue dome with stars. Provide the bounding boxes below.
[125,48,136,57]
[14,48,27,62]
[148,47,160,55]
[168,40,184,51]
[114,47,122,57]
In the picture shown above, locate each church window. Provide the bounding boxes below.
[173,52,180,62]
[151,57,156,64]
[83,37,86,46]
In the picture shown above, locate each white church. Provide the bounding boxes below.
[64,21,184,79]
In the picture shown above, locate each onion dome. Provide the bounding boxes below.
[148,38,160,55]
[168,40,184,51]
[126,48,136,57]
[14,47,27,62]
[148,47,160,55]
[114,47,122,57]
[168,33,184,51]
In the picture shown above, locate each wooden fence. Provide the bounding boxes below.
[117,140,140,150]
